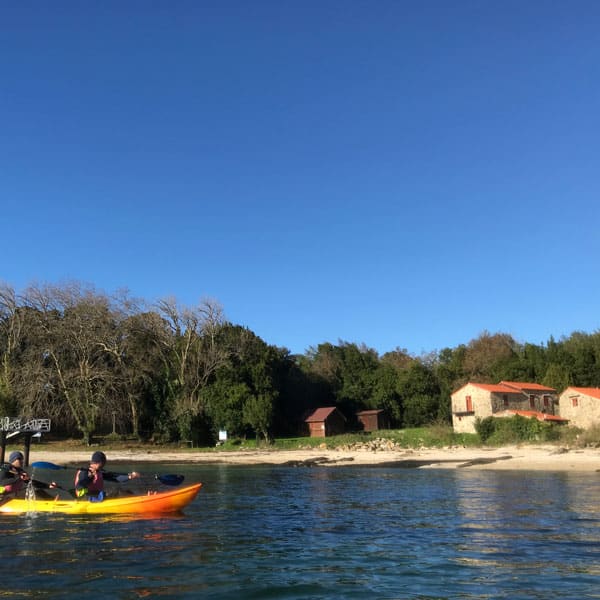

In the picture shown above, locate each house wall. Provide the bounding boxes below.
[493,394,555,414]
[307,411,346,437]
[559,389,600,429]
[308,421,326,437]
[510,391,557,414]
[358,413,377,432]
[357,412,389,432]
[451,384,494,434]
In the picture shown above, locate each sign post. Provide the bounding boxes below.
[0,418,51,466]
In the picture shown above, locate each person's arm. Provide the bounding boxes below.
[12,468,54,489]
[102,470,140,483]
[32,478,57,490]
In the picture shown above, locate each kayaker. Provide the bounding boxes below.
[0,451,58,498]
[74,451,140,499]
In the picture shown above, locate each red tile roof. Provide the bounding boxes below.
[469,383,522,394]
[453,381,557,395]
[500,381,556,392]
[563,387,600,400]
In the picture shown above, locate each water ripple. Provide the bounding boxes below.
[4,466,600,599]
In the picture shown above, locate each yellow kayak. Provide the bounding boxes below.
[0,483,202,515]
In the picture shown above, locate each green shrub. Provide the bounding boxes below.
[474,417,496,442]
[476,415,561,445]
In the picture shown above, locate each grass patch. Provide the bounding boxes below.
[567,423,600,448]
[37,425,482,454]
[376,426,480,448]
[211,427,481,451]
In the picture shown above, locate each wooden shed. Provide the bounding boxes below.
[305,407,346,437]
[356,409,390,432]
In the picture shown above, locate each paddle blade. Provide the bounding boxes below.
[31,461,67,471]
[156,474,184,486]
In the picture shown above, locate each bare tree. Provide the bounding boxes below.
[95,291,167,440]
[22,282,123,444]
[153,297,229,439]
[0,282,24,415]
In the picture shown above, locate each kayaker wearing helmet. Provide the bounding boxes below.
[0,451,58,498]
[74,451,140,499]
[0,451,29,495]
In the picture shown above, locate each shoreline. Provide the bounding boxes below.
[23,443,600,472]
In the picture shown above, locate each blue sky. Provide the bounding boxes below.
[2,1,599,356]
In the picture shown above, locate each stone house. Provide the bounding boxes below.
[558,387,600,429]
[451,381,558,434]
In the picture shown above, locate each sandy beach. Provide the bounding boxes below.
[24,443,600,472]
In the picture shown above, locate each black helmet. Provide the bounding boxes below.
[90,451,106,465]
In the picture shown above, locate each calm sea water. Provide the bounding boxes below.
[3,463,600,599]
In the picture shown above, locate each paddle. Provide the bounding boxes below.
[30,461,185,487]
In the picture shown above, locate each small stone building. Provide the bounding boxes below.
[305,407,346,437]
[558,387,600,429]
[356,409,390,432]
[451,381,558,434]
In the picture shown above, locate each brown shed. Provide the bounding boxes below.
[305,407,346,437]
[356,409,390,432]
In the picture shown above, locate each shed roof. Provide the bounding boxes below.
[356,409,384,416]
[305,407,346,423]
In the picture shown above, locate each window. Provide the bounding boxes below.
[543,395,549,408]
[572,397,579,408]
[529,395,535,409]
[503,395,509,407]
[466,395,473,412]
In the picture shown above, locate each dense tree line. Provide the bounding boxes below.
[1,282,599,445]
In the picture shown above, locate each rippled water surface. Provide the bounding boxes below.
[4,464,600,599]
